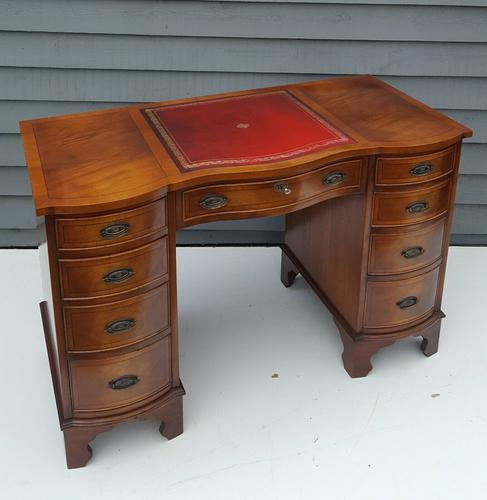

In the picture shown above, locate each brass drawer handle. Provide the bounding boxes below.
[103,268,134,284]
[397,296,418,309]
[324,171,346,185]
[105,318,136,335]
[401,246,425,259]
[274,181,292,195]
[109,375,139,390]
[100,222,130,239]
[410,163,433,177]
[200,194,229,210]
[406,201,429,214]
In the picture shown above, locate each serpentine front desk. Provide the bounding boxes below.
[20,76,471,468]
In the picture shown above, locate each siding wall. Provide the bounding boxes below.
[0,0,486,246]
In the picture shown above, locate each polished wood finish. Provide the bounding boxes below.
[368,218,445,275]
[181,158,365,225]
[364,266,440,329]
[56,199,166,252]
[375,146,455,186]
[63,389,184,469]
[64,284,169,353]
[59,238,168,299]
[70,337,172,414]
[20,76,470,217]
[21,76,471,468]
[285,189,372,332]
[372,177,451,226]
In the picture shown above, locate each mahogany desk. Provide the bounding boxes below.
[20,76,471,468]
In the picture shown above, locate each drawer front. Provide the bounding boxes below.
[369,219,445,275]
[59,238,167,299]
[372,179,451,227]
[56,199,166,250]
[70,337,171,412]
[376,147,455,186]
[364,267,440,329]
[182,159,363,224]
[65,284,169,352]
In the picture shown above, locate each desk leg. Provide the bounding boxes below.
[64,425,113,469]
[62,390,184,468]
[281,251,299,288]
[158,395,184,440]
[336,321,395,378]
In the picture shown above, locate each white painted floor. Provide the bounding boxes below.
[1,246,487,499]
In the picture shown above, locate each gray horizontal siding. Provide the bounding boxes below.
[0,0,485,246]
[0,167,31,195]
[0,134,24,166]
[459,145,487,174]
[1,68,487,111]
[1,1,485,42]
[0,197,36,229]
[210,1,487,5]
[2,33,487,78]
[0,228,40,247]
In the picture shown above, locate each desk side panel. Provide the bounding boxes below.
[284,188,370,332]
[38,220,73,421]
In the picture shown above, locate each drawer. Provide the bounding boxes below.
[64,284,169,352]
[372,178,451,227]
[182,159,364,224]
[376,146,455,186]
[56,199,166,251]
[368,219,445,275]
[59,238,167,299]
[364,267,440,329]
[70,337,171,412]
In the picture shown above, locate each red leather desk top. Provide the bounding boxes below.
[143,91,354,172]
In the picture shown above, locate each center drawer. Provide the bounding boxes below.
[59,238,168,299]
[182,159,364,225]
[70,336,172,413]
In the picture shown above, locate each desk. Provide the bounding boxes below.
[20,76,471,468]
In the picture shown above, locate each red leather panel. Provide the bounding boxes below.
[143,91,354,172]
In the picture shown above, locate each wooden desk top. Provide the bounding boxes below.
[20,75,471,216]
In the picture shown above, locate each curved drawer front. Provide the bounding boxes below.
[56,199,166,251]
[369,219,445,275]
[182,159,364,225]
[59,238,167,299]
[364,267,440,329]
[372,178,451,227]
[70,337,171,412]
[376,146,455,186]
[64,284,169,352]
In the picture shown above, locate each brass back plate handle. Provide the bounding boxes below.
[323,171,346,185]
[406,201,429,214]
[105,318,136,335]
[100,222,130,239]
[401,246,425,259]
[109,375,139,390]
[103,268,134,284]
[397,296,419,309]
[410,163,433,177]
[200,194,229,210]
